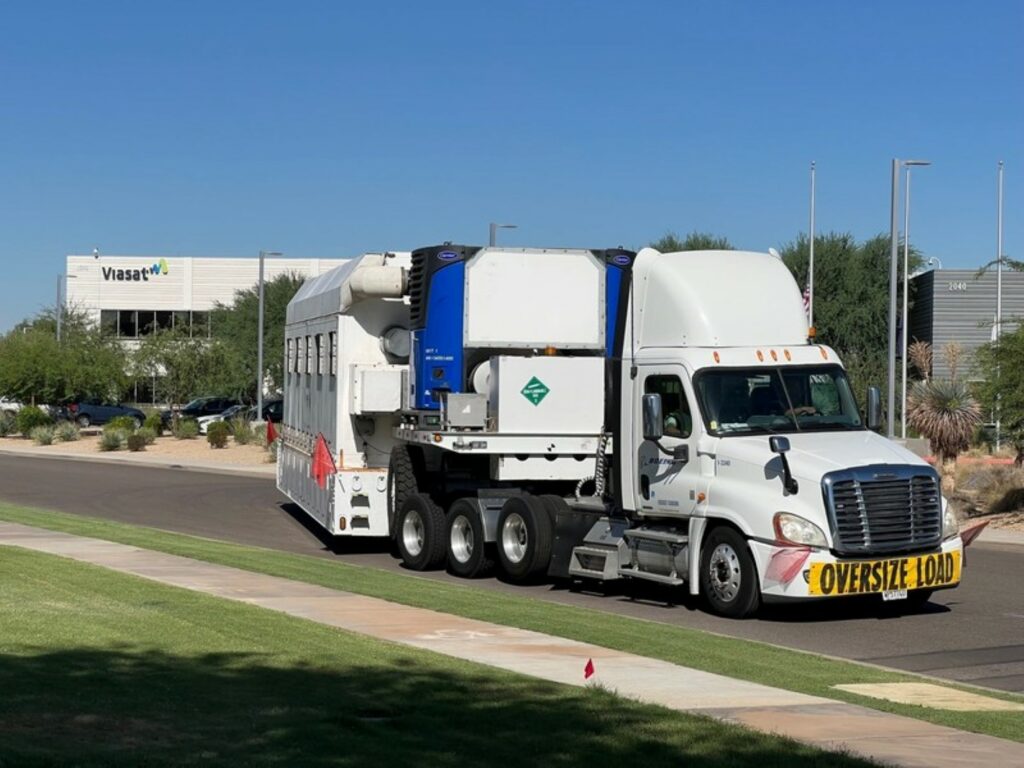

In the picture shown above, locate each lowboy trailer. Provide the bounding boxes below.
[278,244,963,617]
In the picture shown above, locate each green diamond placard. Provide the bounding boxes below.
[520,376,550,406]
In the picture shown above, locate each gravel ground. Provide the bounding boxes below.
[0,435,273,467]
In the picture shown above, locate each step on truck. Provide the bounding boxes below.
[278,245,964,617]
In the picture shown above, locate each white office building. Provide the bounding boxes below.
[64,255,350,342]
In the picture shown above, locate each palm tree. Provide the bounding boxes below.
[907,378,982,492]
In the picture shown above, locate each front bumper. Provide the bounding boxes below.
[750,536,964,601]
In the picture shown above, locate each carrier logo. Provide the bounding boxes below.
[102,258,169,282]
[520,376,550,406]
[437,250,460,262]
[611,254,632,266]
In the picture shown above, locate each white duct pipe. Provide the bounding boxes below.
[348,265,407,299]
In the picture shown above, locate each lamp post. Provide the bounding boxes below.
[900,160,931,439]
[996,160,1005,452]
[488,222,517,247]
[257,250,283,418]
[887,159,900,438]
[808,161,816,329]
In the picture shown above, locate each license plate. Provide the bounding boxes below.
[882,589,908,601]
[807,551,961,597]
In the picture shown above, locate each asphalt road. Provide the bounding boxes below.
[2,454,1022,693]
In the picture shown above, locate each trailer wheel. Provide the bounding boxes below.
[396,493,446,571]
[387,445,424,538]
[699,525,761,619]
[496,495,553,582]
[446,499,493,578]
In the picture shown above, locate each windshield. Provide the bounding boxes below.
[694,365,863,436]
[183,397,214,410]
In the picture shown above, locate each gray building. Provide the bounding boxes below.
[910,268,1024,380]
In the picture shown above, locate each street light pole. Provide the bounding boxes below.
[996,160,1004,452]
[887,158,900,439]
[488,222,517,247]
[257,250,283,418]
[900,160,931,439]
[808,161,816,329]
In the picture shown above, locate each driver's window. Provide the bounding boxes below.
[644,375,692,439]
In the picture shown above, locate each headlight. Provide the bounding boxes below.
[943,503,959,540]
[773,512,828,548]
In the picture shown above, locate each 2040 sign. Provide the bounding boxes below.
[807,551,961,597]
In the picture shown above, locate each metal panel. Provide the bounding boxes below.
[910,269,1024,381]
[490,356,605,434]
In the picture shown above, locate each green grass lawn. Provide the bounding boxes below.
[0,546,871,768]
[1,502,1022,746]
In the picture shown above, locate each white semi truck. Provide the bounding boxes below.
[278,245,963,617]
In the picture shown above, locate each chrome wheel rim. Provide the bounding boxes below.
[402,509,424,557]
[501,512,528,564]
[450,515,474,564]
[708,543,741,603]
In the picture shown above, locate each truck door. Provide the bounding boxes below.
[635,367,702,517]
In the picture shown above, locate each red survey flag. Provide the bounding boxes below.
[311,433,337,489]
[584,658,595,680]
[266,419,278,445]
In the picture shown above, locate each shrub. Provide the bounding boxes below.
[105,415,140,434]
[99,430,125,452]
[137,426,157,446]
[266,439,279,464]
[207,421,230,449]
[0,413,14,437]
[143,413,164,436]
[126,433,147,452]
[30,425,55,445]
[230,417,256,445]
[174,419,199,440]
[16,406,52,436]
[55,422,80,442]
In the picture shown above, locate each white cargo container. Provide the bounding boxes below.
[279,245,965,618]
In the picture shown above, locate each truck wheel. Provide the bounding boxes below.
[700,526,761,619]
[396,493,446,571]
[446,499,492,578]
[496,495,553,582]
[387,445,424,538]
[537,494,569,527]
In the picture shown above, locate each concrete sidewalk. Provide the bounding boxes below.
[0,521,1020,768]
[0,444,276,478]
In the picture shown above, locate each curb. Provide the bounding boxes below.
[0,447,276,480]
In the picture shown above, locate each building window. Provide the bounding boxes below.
[118,310,138,339]
[191,311,210,338]
[155,311,173,332]
[101,310,118,337]
[138,311,157,336]
[329,332,337,376]
[173,311,189,332]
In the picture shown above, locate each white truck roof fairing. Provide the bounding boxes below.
[632,248,809,349]
[286,252,411,325]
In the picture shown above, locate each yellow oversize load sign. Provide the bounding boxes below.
[808,551,961,596]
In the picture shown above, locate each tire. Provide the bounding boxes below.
[396,493,447,571]
[387,445,425,538]
[537,494,569,528]
[446,498,493,578]
[496,495,554,582]
[76,414,91,428]
[700,525,761,618]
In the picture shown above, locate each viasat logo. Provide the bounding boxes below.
[101,258,169,283]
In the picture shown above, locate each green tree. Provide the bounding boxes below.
[210,272,306,398]
[0,307,127,405]
[134,329,218,407]
[781,232,922,410]
[650,231,734,252]
[975,325,1024,467]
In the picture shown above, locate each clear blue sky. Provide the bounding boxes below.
[1,1,1020,330]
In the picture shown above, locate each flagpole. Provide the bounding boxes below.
[808,161,816,329]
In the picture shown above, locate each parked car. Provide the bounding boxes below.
[60,400,146,428]
[0,397,22,414]
[246,398,283,424]
[197,404,248,435]
[160,396,242,427]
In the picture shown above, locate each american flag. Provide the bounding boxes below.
[802,286,811,320]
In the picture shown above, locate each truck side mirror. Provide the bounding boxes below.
[769,435,791,454]
[642,393,663,442]
[866,386,882,432]
[768,435,798,495]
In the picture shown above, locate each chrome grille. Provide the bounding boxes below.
[822,466,942,555]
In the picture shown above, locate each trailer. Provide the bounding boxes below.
[279,245,964,617]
